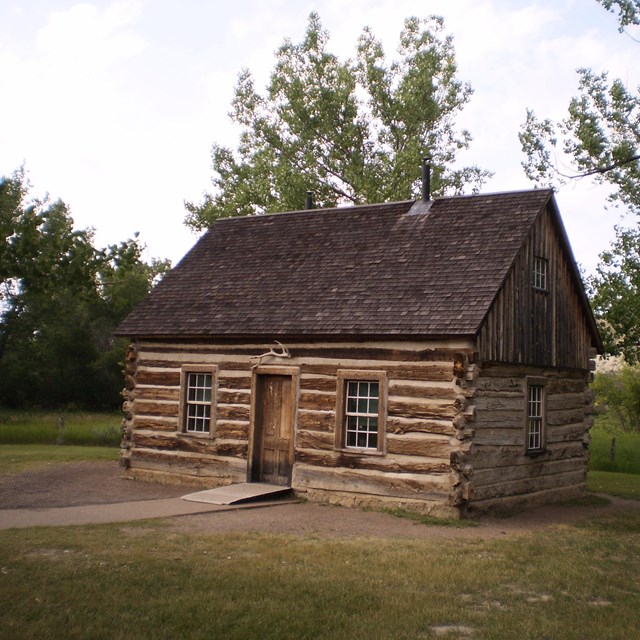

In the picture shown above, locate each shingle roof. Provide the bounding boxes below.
[116,188,567,338]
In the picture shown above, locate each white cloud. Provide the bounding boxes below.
[0,0,636,275]
[36,1,145,62]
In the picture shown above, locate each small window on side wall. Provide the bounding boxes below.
[525,379,547,454]
[335,370,386,454]
[181,366,217,436]
[533,256,548,291]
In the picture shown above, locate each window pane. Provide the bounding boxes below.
[185,371,212,433]
[527,385,544,450]
[533,257,548,290]
[343,377,381,450]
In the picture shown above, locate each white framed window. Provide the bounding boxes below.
[345,380,379,449]
[335,370,386,454]
[180,366,217,436]
[533,256,548,291]
[525,379,546,454]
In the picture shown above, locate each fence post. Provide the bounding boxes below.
[610,437,616,465]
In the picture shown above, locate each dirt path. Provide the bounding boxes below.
[0,461,186,509]
[169,493,640,540]
[1,460,638,538]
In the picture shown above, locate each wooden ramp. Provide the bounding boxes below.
[181,483,291,506]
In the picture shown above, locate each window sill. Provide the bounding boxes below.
[337,447,385,457]
[525,448,548,458]
[180,431,214,439]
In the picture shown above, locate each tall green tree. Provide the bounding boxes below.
[520,69,640,214]
[519,2,640,214]
[0,168,169,409]
[588,226,640,363]
[186,13,491,229]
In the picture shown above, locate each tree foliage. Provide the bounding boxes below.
[0,168,170,409]
[519,69,640,214]
[588,225,640,362]
[593,364,640,432]
[519,1,640,213]
[186,13,491,230]
[597,0,640,30]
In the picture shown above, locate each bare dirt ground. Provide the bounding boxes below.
[0,461,186,509]
[1,460,639,538]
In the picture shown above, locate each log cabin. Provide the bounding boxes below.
[115,186,602,517]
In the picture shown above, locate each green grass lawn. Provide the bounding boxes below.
[587,470,640,500]
[1,409,639,638]
[0,409,120,474]
[0,410,121,447]
[589,415,640,474]
[0,444,119,475]
[1,511,639,640]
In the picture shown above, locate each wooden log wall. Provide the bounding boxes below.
[121,340,475,506]
[477,204,594,370]
[454,361,592,511]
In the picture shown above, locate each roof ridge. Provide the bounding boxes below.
[215,187,553,225]
[433,187,553,200]
[216,199,415,225]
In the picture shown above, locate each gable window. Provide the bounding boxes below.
[181,366,217,436]
[335,370,386,454]
[533,256,548,291]
[525,379,546,454]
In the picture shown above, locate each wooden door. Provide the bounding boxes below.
[252,374,294,486]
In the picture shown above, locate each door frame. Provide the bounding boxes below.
[247,364,299,484]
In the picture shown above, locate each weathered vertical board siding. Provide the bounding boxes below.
[458,363,591,510]
[478,205,592,370]
[121,341,472,510]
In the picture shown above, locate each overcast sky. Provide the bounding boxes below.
[1,0,638,275]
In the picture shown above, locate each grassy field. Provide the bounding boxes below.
[587,470,640,500]
[0,444,119,475]
[0,410,121,447]
[0,510,639,640]
[589,421,640,474]
[0,410,120,474]
[0,409,639,639]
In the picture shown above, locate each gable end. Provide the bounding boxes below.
[477,198,601,369]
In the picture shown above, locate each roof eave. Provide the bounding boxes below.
[113,331,479,344]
